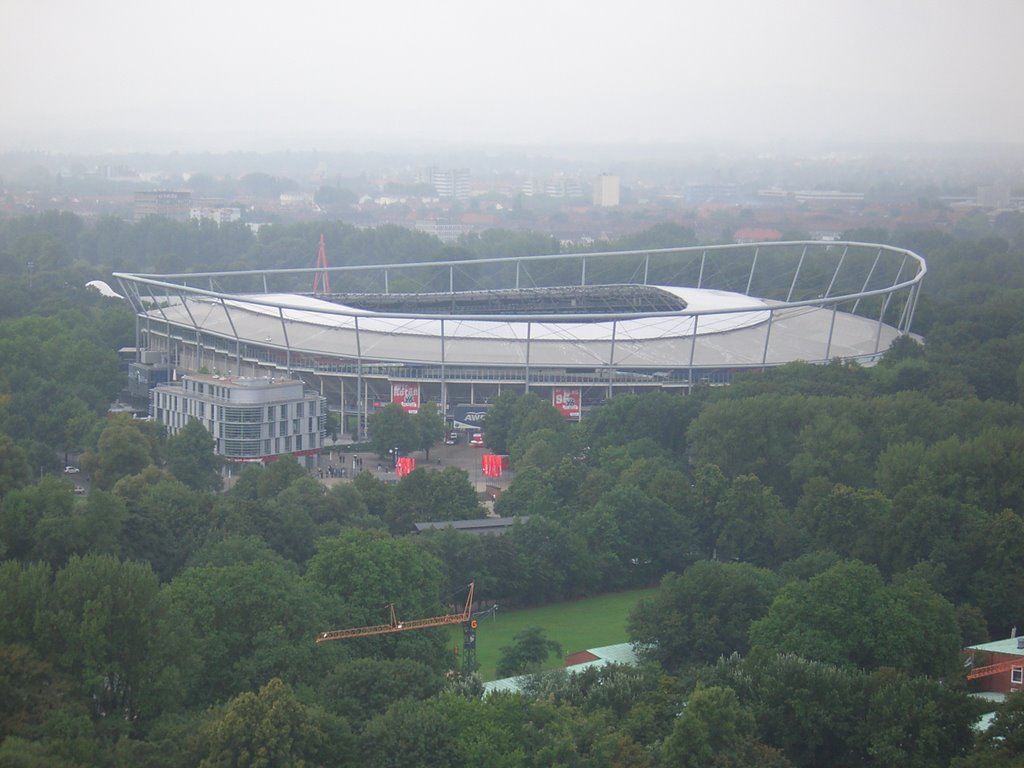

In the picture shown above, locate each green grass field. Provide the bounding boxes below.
[448,587,657,681]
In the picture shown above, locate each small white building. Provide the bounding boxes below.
[189,206,242,225]
[151,373,326,468]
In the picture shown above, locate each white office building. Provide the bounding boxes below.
[151,373,327,467]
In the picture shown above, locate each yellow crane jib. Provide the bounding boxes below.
[316,581,475,643]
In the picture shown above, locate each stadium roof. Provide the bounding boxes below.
[114,241,926,377]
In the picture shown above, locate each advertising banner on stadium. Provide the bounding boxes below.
[391,382,420,414]
[552,387,581,420]
[452,403,491,430]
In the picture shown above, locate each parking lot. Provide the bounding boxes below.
[317,437,512,494]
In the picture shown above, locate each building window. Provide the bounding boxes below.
[280,404,288,419]
[280,420,288,435]
[295,435,302,451]
[296,402,304,418]
[1012,667,1023,685]
[268,406,275,420]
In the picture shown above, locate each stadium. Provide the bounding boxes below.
[113,241,925,435]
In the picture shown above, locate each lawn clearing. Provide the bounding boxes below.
[448,587,657,681]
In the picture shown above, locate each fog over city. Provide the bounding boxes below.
[2,0,1022,153]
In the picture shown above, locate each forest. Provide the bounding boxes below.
[2,211,1024,766]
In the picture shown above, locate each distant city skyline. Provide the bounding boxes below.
[2,0,1023,153]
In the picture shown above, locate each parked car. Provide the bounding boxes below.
[469,432,484,447]
[64,466,80,474]
[444,430,459,445]
[73,486,86,495]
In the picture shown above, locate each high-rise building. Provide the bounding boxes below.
[419,167,471,200]
[593,174,620,207]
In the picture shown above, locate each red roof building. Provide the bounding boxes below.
[965,637,1024,695]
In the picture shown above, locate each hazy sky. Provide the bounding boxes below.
[2,0,1022,153]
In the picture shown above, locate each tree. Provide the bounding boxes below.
[230,456,306,501]
[385,468,436,534]
[661,685,756,768]
[45,555,185,722]
[163,559,331,708]
[119,476,214,581]
[359,697,457,768]
[714,474,788,567]
[495,626,563,677]
[165,418,222,492]
[748,560,961,677]
[316,658,444,728]
[591,483,696,582]
[860,667,975,768]
[411,403,445,460]
[629,561,780,671]
[0,431,31,500]
[0,477,75,564]
[195,678,352,768]
[0,644,74,739]
[84,417,159,490]
[368,403,418,458]
[482,391,566,455]
[429,466,483,521]
[304,529,448,667]
[968,510,1024,634]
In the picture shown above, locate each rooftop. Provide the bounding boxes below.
[966,637,1024,657]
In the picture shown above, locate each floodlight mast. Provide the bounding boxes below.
[316,582,475,643]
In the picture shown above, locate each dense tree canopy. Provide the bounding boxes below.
[4,214,1024,765]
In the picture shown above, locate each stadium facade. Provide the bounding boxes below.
[113,241,925,438]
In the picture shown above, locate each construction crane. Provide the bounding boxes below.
[966,657,1022,680]
[316,582,475,643]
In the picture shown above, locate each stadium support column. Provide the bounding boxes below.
[440,319,447,415]
[745,247,759,296]
[904,282,921,336]
[219,298,242,376]
[824,246,848,299]
[524,321,532,393]
[278,307,291,374]
[761,309,775,371]
[787,245,808,302]
[355,315,365,440]
[825,303,838,360]
[607,320,617,400]
[852,248,883,315]
[688,315,700,392]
